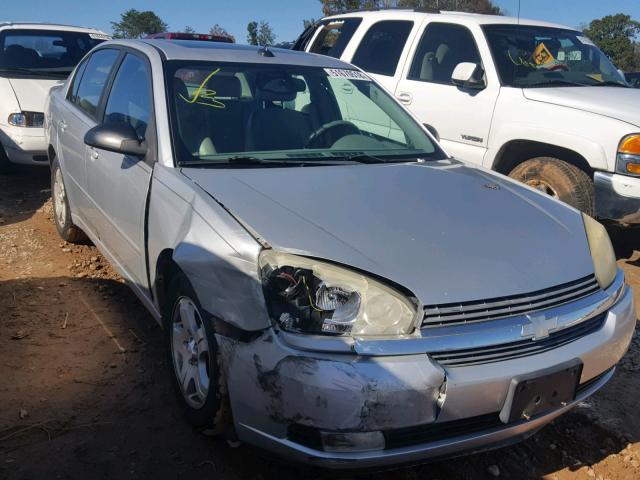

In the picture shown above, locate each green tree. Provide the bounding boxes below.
[303,18,317,30]
[183,26,195,33]
[111,9,168,38]
[209,23,234,41]
[247,20,277,46]
[319,0,500,15]
[583,14,640,72]
[247,21,258,45]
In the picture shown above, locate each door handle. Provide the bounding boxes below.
[396,92,413,105]
[89,147,99,160]
[59,120,67,132]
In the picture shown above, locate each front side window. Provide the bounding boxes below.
[104,54,152,141]
[408,23,482,84]
[483,25,627,88]
[0,29,107,77]
[351,21,413,76]
[73,49,120,118]
[309,18,362,58]
[166,61,443,166]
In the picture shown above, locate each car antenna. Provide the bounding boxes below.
[517,0,521,25]
[258,44,274,57]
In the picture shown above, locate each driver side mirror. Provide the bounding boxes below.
[451,62,486,90]
[84,122,147,157]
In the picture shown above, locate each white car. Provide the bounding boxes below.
[0,23,109,172]
[294,10,640,225]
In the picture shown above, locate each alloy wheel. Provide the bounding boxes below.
[171,297,210,409]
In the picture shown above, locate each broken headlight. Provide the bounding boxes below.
[259,250,418,337]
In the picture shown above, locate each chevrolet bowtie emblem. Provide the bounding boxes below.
[522,313,558,340]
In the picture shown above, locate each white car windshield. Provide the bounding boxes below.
[483,25,628,88]
[166,60,444,166]
[0,29,106,76]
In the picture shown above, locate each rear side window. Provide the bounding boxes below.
[68,57,89,103]
[104,54,152,141]
[72,49,119,118]
[408,23,482,85]
[351,21,413,76]
[309,18,362,58]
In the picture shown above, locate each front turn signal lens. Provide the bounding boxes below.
[627,162,640,174]
[618,134,640,155]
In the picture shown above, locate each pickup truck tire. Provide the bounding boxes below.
[165,272,230,435]
[0,145,15,174]
[508,157,595,216]
[51,159,88,243]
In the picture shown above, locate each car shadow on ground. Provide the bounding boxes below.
[0,275,636,480]
[0,168,51,227]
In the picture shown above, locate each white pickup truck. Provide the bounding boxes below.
[294,10,640,225]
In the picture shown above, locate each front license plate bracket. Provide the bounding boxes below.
[500,358,583,424]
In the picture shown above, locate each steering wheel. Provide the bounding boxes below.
[305,120,361,149]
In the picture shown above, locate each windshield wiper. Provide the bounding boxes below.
[527,80,586,88]
[179,155,355,168]
[0,67,67,77]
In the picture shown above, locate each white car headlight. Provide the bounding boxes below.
[259,250,418,337]
[582,213,617,289]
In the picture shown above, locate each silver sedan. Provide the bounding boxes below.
[44,38,636,469]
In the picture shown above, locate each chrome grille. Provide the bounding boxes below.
[423,274,600,327]
[430,312,607,367]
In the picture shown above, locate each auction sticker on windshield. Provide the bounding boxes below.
[324,68,371,81]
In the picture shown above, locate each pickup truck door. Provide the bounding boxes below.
[394,22,500,165]
[86,52,154,291]
[58,48,120,230]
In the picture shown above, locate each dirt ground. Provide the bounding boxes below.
[0,167,639,480]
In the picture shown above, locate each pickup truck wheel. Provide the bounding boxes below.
[166,272,230,435]
[509,157,594,216]
[51,159,88,243]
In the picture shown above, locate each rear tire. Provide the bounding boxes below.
[51,158,87,243]
[509,157,594,215]
[164,272,230,435]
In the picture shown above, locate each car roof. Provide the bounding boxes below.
[0,22,108,35]
[323,10,574,31]
[109,39,354,68]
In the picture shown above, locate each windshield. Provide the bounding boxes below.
[482,25,627,88]
[0,29,107,76]
[166,60,444,166]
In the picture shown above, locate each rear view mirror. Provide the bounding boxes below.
[451,62,486,90]
[84,123,147,157]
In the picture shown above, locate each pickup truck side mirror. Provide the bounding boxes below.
[84,122,147,157]
[451,62,486,90]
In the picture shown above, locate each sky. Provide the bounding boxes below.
[1,0,639,43]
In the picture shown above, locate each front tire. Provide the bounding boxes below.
[0,145,15,174]
[509,157,595,215]
[165,272,230,434]
[51,159,87,243]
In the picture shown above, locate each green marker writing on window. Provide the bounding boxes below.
[179,68,226,109]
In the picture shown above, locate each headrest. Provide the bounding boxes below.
[256,76,305,102]
[208,75,241,98]
[436,44,450,64]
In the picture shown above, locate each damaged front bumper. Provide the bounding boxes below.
[216,279,636,470]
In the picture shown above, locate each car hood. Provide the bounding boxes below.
[183,161,594,305]
[523,86,640,127]
[8,78,62,112]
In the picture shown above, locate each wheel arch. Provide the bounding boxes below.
[491,140,595,178]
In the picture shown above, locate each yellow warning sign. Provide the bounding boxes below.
[533,42,555,65]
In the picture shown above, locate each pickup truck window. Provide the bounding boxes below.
[351,21,413,77]
[0,29,105,77]
[408,23,482,85]
[309,18,362,58]
[73,48,120,118]
[482,25,627,88]
[166,61,442,166]
[104,54,152,141]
